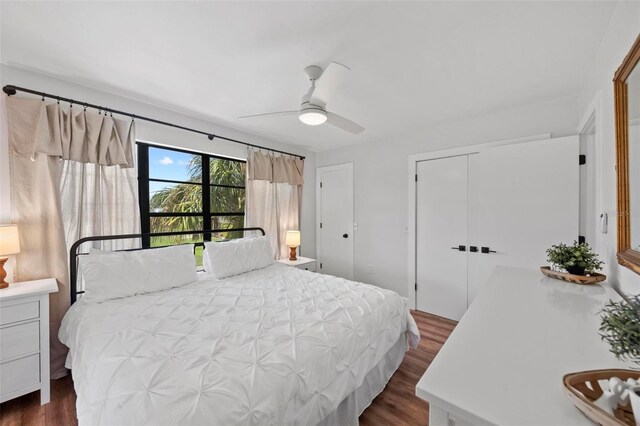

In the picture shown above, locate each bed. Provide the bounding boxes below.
[59,228,420,426]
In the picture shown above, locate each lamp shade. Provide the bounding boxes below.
[285,230,301,247]
[0,225,20,256]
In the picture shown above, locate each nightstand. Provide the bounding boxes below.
[0,278,58,405]
[277,256,317,272]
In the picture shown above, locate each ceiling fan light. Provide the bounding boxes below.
[299,110,327,126]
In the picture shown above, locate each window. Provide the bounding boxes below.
[137,143,246,265]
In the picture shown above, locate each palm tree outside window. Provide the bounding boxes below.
[137,142,246,266]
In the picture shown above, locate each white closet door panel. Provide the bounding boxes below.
[416,155,468,321]
[466,153,481,306]
[318,164,354,279]
[470,136,579,301]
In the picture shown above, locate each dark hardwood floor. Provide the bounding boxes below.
[359,310,457,426]
[0,311,457,426]
[0,375,76,426]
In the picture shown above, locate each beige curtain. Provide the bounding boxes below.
[60,160,140,252]
[6,96,137,378]
[245,149,304,259]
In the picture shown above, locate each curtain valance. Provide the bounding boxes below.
[7,96,134,167]
[247,149,304,185]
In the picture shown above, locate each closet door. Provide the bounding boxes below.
[468,136,579,302]
[416,155,468,320]
[317,163,354,279]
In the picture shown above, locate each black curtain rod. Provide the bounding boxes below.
[2,84,305,160]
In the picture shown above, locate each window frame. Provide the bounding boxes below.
[137,142,246,248]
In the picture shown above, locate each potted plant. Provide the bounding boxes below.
[600,294,640,368]
[560,297,640,426]
[546,241,604,276]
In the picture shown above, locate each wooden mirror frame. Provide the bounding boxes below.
[614,33,640,275]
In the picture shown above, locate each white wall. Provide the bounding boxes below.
[317,1,640,298]
[578,1,640,295]
[0,65,316,261]
[317,95,579,297]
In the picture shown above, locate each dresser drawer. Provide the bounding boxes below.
[0,300,40,326]
[296,262,316,272]
[0,321,40,362]
[0,354,40,397]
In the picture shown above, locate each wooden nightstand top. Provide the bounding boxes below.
[0,278,58,301]
[277,256,316,267]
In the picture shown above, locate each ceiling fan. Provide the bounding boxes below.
[238,62,365,134]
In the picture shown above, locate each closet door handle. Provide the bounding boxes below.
[469,246,478,253]
[481,247,496,254]
[451,245,466,251]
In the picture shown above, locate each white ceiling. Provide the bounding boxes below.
[0,1,616,152]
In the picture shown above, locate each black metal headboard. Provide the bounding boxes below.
[69,227,266,304]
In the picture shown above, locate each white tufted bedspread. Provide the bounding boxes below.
[60,263,419,426]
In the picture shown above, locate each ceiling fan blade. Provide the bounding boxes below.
[310,61,351,106]
[326,112,364,134]
[238,110,298,119]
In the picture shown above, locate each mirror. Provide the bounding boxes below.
[614,33,640,275]
[630,66,640,251]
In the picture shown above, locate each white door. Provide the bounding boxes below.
[416,155,469,320]
[579,132,596,247]
[468,135,579,302]
[317,164,354,279]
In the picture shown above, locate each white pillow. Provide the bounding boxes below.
[203,236,274,279]
[80,244,198,303]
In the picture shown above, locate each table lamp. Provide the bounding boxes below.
[0,224,20,289]
[286,230,301,261]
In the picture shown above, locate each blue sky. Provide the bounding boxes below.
[148,146,199,182]
[148,147,199,203]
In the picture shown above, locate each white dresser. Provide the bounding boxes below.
[416,266,630,426]
[277,256,317,272]
[0,278,58,405]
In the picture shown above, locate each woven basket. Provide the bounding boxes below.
[563,369,640,426]
[540,266,606,284]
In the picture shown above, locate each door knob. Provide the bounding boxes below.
[451,245,466,251]
[481,247,496,254]
[343,234,349,238]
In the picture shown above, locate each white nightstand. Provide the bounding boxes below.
[0,278,58,405]
[277,256,317,272]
